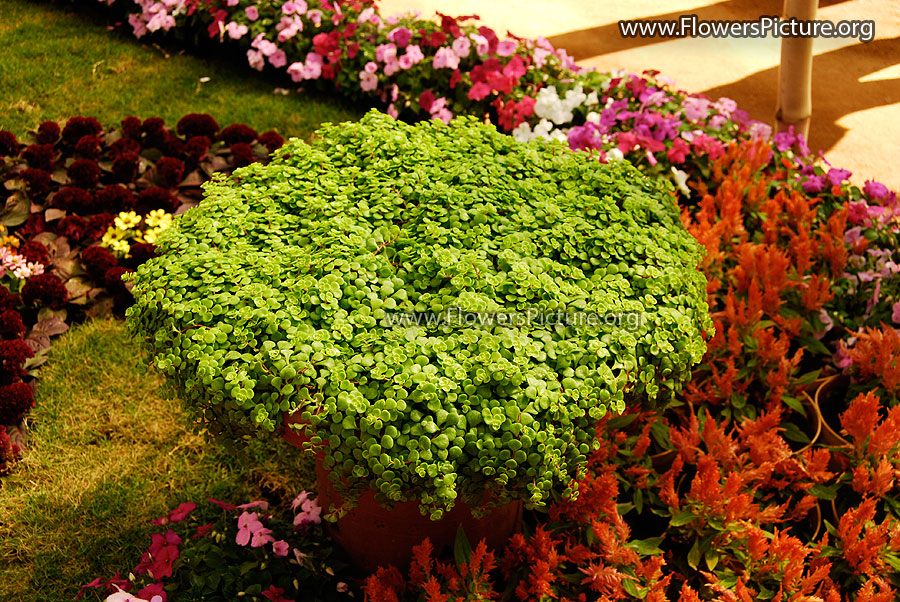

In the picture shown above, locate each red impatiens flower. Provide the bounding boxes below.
[230,142,255,167]
[68,159,102,188]
[81,246,118,283]
[0,382,35,424]
[75,135,104,160]
[61,117,102,146]
[258,131,285,154]
[121,116,143,139]
[35,121,61,145]
[21,168,53,198]
[220,124,258,145]
[135,529,181,580]
[18,241,50,267]
[112,152,141,183]
[96,185,136,213]
[261,585,295,602]
[0,310,25,340]
[0,131,18,157]
[22,144,56,171]
[176,113,219,139]
[21,272,68,309]
[155,157,185,189]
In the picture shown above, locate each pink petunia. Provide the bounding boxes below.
[496,39,517,57]
[433,47,459,70]
[451,36,470,58]
[359,70,378,91]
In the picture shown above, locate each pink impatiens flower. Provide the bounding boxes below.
[398,45,424,69]
[247,49,265,71]
[469,33,489,56]
[245,5,259,21]
[236,511,274,547]
[364,61,378,74]
[375,42,397,63]
[269,49,287,68]
[272,540,290,556]
[292,492,322,526]
[388,26,412,47]
[151,501,196,526]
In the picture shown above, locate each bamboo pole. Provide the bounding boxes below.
[775,0,818,140]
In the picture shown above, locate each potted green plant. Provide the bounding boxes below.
[126,110,711,569]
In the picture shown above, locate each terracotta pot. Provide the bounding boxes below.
[281,412,523,573]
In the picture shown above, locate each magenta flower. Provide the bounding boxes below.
[496,39,517,57]
[451,36,470,58]
[826,167,851,187]
[433,47,459,70]
[245,5,258,20]
[468,82,491,101]
[801,175,825,194]
[151,501,196,526]
[388,26,412,47]
[261,586,294,602]
[864,180,890,200]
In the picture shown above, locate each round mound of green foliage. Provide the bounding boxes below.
[127,110,711,518]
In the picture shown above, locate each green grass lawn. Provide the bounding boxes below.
[0,0,363,137]
[0,318,317,602]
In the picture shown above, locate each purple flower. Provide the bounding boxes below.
[826,167,851,187]
[773,128,796,152]
[864,180,890,200]
[802,175,825,194]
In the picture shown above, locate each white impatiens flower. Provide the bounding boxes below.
[671,167,690,196]
[586,111,601,125]
[532,119,555,140]
[512,122,533,142]
[585,91,599,106]
[534,85,589,126]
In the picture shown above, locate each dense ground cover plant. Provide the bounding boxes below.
[126,110,712,518]
[0,114,285,468]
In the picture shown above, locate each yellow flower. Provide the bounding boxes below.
[115,211,141,231]
[145,209,172,229]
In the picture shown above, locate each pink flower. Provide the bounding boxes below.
[398,45,424,69]
[364,61,378,74]
[468,82,491,101]
[261,586,294,602]
[387,103,398,119]
[236,511,274,547]
[451,36,470,58]
[245,5,258,20]
[470,33,489,56]
[291,492,322,526]
[257,39,278,57]
[375,43,397,63]
[269,49,287,68]
[282,0,307,14]
[306,9,322,26]
[892,302,900,324]
[272,540,290,556]
[360,70,378,91]
[226,0,238,5]
[146,530,181,580]
[383,60,399,76]
[247,49,265,71]
[533,47,550,68]
[433,47,459,69]
[708,115,727,130]
[151,502,196,526]
[682,97,711,122]
[496,39,517,57]
[225,21,248,39]
[357,7,375,23]
[713,96,737,116]
[433,107,452,123]
[388,26,412,47]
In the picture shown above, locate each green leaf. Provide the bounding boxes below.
[809,484,838,500]
[621,577,644,599]
[670,511,698,526]
[687,540,701,569]
[454,525,473,568]
[629,536,664,556]
[704,547,719,571]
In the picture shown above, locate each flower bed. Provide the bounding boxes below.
[0,114,286,471]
